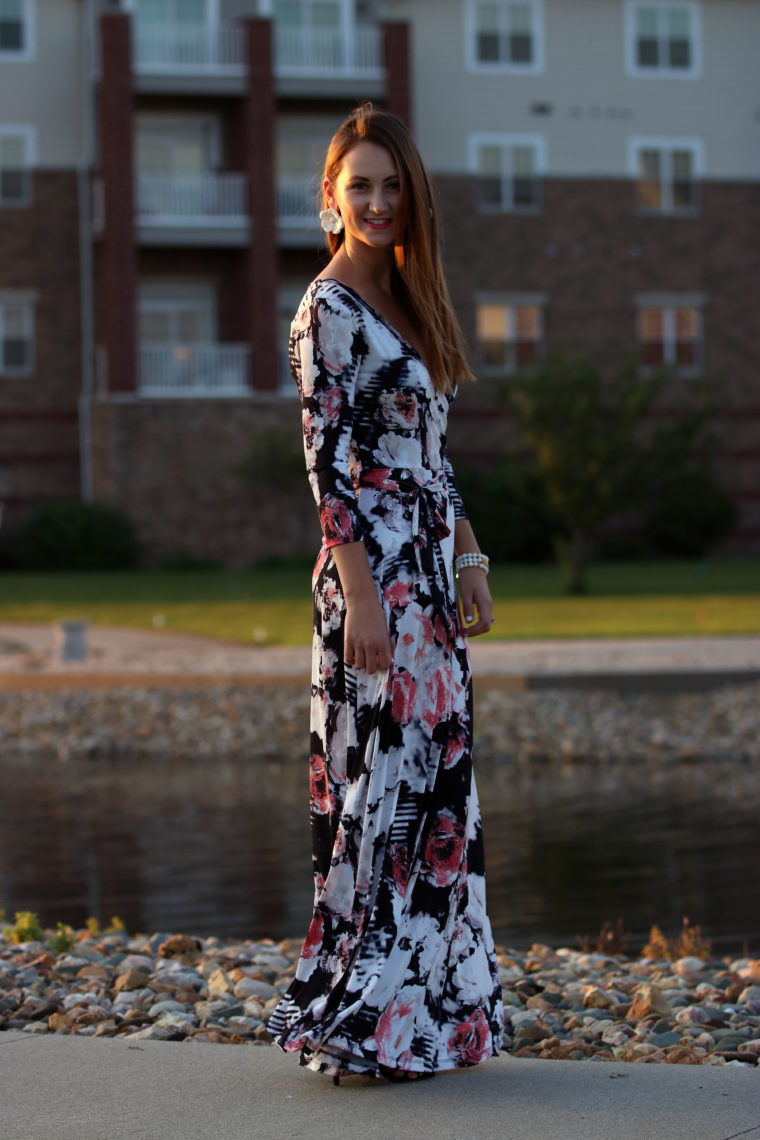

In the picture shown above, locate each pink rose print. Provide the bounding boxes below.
[319,384,343,425]
[392,669,417,724]
[379,390,420,429]
[444,728,467,770]
[319,496,355,545]
[302,912,324,960]
[384,578,413,609]
[374,997,416,1063]
[302,409,323,454]
[360,468,400,492]
[422,666,450,730]
[309,754,330,815]
[388,842,410,896]
[447,1008,491,1066]
[422,809,465,888]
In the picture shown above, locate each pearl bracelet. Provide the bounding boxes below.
[455,552,490,575]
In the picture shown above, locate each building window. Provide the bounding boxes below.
[0,0,34,58]
[277,118,336,226]
[0,128,34,206]
[476,295,545,375]
[469,134,545,212]
[636,297,704,375]
[465,0,545,73]
[0,296,34,375]
[628,137,703,214]
[625,2,701,77]
[138,281,216,345]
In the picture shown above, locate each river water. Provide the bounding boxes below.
[1,753,758,955]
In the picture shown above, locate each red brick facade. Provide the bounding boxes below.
[243,18,278,392]
[0,170,82,515]
[98,13,137,395]
[438,175,760,547]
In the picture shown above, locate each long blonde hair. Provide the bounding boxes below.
[321,103,474,394]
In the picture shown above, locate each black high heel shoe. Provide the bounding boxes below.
[379,1065,435,1083]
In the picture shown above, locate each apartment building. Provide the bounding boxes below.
[1,0,758,562]
[0,0,91,524]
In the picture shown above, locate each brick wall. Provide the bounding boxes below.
[98,13,137,394]
[0,170,82,514]
[90,396,320,565]
[243,18,278,392]
[436,174,760,550]
[384,22,412,128]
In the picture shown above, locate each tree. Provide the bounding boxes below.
[502,353,731,593]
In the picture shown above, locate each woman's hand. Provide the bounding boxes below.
[457,566,493,637]
[331,540,393,675]
[344,597,393,674]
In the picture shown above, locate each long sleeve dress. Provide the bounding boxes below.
[268,278,503,1078]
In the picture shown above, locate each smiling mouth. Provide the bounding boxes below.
[365,218,392,228]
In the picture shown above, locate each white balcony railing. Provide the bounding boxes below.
[133,23,247,73]
[136,174,248,225]
[278,175,319,226]
[275,25,383,76]
[139,345,251,397]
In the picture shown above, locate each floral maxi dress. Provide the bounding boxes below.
[268,279,503,1077]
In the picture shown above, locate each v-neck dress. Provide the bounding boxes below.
[268,278,503,1077]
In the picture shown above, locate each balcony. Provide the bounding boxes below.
[274,25,385,98]
[139,345,251,398]
[278,175,322,247]
[132,22,247,94]
[136,174,249,246]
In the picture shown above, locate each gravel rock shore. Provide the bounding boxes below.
[2,681,759,764]
[2,928,759,1066]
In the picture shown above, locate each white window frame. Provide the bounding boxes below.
[627,136,704,215]
[464,0,545,75]
[624,1,702,79]
[468,132,546,214]
[0,292,35,376]
[138,280,218,345]
[135,112,223,175]
[122,0,220,28]
[635,293,705,378]
[475,292,546,376]
[0,125,36,207]
[0,0,36,61]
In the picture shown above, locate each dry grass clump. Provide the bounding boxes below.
[642,918,712,961]
[577,918,631,957]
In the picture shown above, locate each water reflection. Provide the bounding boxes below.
[2,754,758,954]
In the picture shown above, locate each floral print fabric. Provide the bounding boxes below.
[268,279,503,1077]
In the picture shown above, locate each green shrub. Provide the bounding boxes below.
[0,500,140,571]
[157,551,222,572]
[453,461,560,563]
[644,469,738,557]
[47,922,75,954]
[6,911,44,944]
[234,427,305,494]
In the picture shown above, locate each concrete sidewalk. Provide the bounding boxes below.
[1,1033,758,1140]
[1,622,760,691]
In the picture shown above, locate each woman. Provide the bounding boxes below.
[268,104,503,1082]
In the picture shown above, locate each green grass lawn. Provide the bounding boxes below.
[0,559,758,645]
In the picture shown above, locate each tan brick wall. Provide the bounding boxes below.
[436,173,760,549]
[90,396,321,566]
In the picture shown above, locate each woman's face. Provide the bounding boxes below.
[327,141,401,252]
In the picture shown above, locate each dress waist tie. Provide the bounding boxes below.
[357,467,456,639]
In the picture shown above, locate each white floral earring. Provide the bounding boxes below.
[320,207,344,234]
